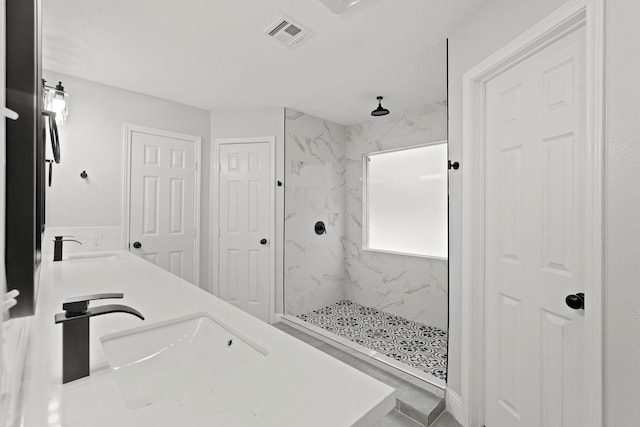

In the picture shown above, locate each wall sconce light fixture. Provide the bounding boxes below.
[43,80,68,124]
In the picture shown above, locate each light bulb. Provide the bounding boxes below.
[52,97,66,115]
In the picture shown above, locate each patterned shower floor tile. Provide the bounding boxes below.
[297,300,447,381]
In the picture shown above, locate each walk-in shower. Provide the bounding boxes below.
[282,94,449,388]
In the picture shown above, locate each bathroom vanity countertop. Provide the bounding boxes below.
[20,250,395,426]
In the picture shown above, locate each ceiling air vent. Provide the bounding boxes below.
[264,15,312,49]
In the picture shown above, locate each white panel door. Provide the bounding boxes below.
[130,130,197,283]
[218,142,271,322]
[485,27,586,427]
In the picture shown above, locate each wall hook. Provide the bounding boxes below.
[80,170,88,179]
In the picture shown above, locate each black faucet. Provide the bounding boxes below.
[53,235,83,261]
[54,293,144,384]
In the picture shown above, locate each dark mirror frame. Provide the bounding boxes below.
[6,0,44,318]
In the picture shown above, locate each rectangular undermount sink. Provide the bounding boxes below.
[100,312,269,409]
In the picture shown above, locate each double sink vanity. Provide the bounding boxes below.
[20,250,395,426]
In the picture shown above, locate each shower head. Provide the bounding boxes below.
[371,96,390,117]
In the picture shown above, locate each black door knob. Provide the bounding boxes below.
[132,241,142,249]
[260,238,268,245]
[565,293,585,310]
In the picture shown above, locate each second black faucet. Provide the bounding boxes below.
[53,235,82,261]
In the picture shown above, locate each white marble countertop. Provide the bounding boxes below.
[20,250,395,426]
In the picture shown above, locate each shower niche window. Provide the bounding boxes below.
[362,142,448,259]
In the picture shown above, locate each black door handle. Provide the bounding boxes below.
[565,293,585,310]
[260,238,268,245]
[132,241,142,249]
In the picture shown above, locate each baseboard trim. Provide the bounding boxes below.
[446,388,464,426]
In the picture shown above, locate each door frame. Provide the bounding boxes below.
[122,123,202,285]
[210,136,276,323]
[459,0,604,426]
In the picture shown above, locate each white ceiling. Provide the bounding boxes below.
[42,0,485,125]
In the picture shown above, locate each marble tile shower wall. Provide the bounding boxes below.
[284,109,348,315]
[344,103,449,330]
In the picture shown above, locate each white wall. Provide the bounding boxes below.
[41,70,210,272]
[208,108,285,312]
[38,73,285,311]
[446,0,570,400]
[604,1,640,425]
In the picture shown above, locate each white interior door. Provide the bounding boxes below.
[129,127,199,284]
[217,140,272,322]
[484,26,586,427]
